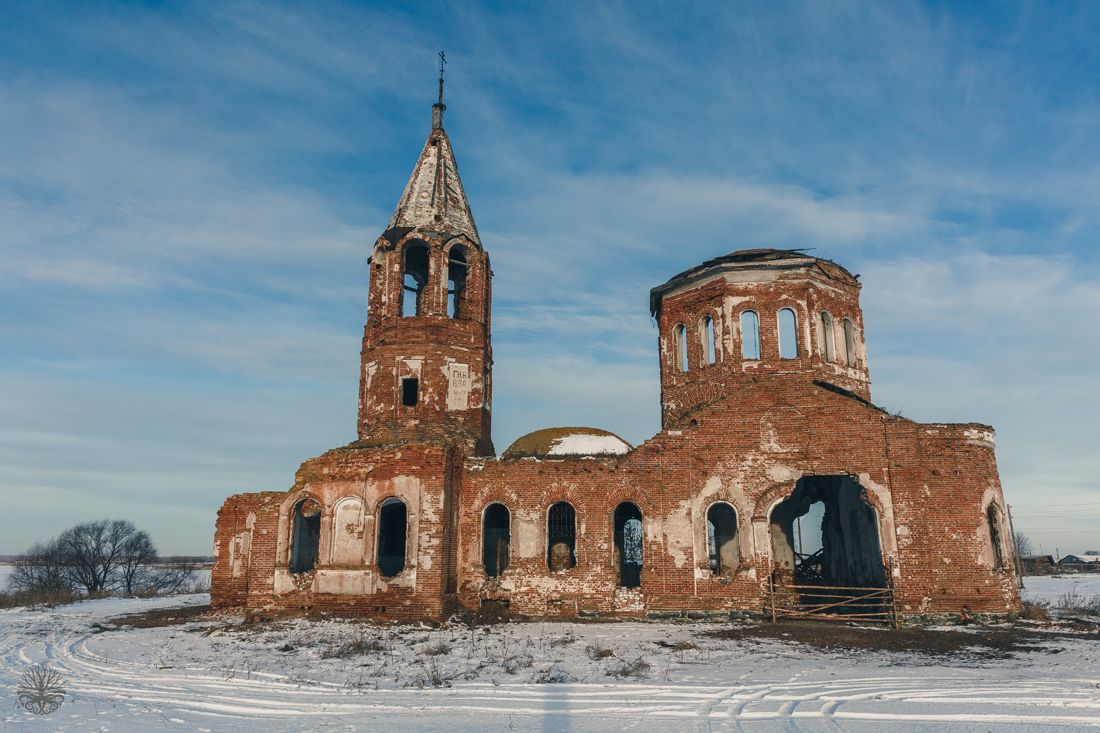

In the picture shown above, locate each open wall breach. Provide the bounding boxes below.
[770,475,885,588]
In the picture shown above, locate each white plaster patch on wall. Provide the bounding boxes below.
[723,271,782,285]
[964,428,996,448]
[663,505,694,569]
[445,362,470,411]
[330,497,366,565]
[514,511,541,559]
[315,569,372,595]
[766,463,802,484]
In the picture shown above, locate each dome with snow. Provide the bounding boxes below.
[501,427,633,460]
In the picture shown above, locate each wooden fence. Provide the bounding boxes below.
[767,576,899,628]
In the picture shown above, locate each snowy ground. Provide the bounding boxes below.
[1022,574,1100,605]
[0,577,1098,732]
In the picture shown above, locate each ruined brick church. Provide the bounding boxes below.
[211,91,1020,621]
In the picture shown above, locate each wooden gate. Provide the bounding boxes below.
[767,575,899,627]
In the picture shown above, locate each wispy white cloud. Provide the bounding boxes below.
[1,1,1098,555]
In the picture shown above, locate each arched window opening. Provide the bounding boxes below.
[547,502,576,572]
[769,476,885,590]
[377,498,407,577]
[401,241,430,317]
[706,503,739,576]
[613,502,643,588]
[778,308,798,359]
[447,247,468,319]
[843,318,857,367]
[482,503,510,578]
[741,310,761,360]
[987,505,1006,569]
[675,324,688,372]
[820,311,836,362]
[702,315,716,365]
[290,498,322,574]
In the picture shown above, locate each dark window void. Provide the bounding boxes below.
[547,501,576,572]
[707,503,739,575]
[613,502,643,588]
[447,247,468,319]
[290,498,321,573]
[482,503,510,577]
[401,378,419,407]
[821,311,836,362]
[702,316,716,365]
[401,241,429,317]
[377,498,407,577]
[770,476,885,587]
[675,324,688,372]
[741,310,760,359]
[778,308,798,359]
[843,318,857,366]
[988,505,1006,569]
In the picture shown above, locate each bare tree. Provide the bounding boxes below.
[115,529,158,596]
[10,519,196,602]
[131,560,198,595]
[56,519,148,595]
[1014,531,1036,558]
[6,540,70,594]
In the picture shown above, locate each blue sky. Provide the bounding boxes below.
[1,1,1097,556]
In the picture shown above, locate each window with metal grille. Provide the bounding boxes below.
[547,502,576,571]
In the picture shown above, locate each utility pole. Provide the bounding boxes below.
[1006,504,1024,590]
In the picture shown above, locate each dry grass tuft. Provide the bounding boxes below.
[606,656,652,679]
[1018,601,1051,622]
[585,639,614,660]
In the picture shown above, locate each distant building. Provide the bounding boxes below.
[1058,555,1100,572]
[210,90,1020,621]
[1020,555,1056,576]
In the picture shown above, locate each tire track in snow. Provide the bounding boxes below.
[4,599,1100,730]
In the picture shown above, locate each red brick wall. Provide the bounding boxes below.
[452,375,1017,619]
[211,251,1018,622]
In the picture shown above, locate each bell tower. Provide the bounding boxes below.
[356,75,494,456]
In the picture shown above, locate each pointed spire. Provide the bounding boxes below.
[387,55,480,244]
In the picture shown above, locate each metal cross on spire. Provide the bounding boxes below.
[432,51,447,130]
[437,50,446,105]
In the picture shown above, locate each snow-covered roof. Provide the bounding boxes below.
[501,427,633,460]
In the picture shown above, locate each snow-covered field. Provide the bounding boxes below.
[1023,574,1100,605]
[1,577,1098,732]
